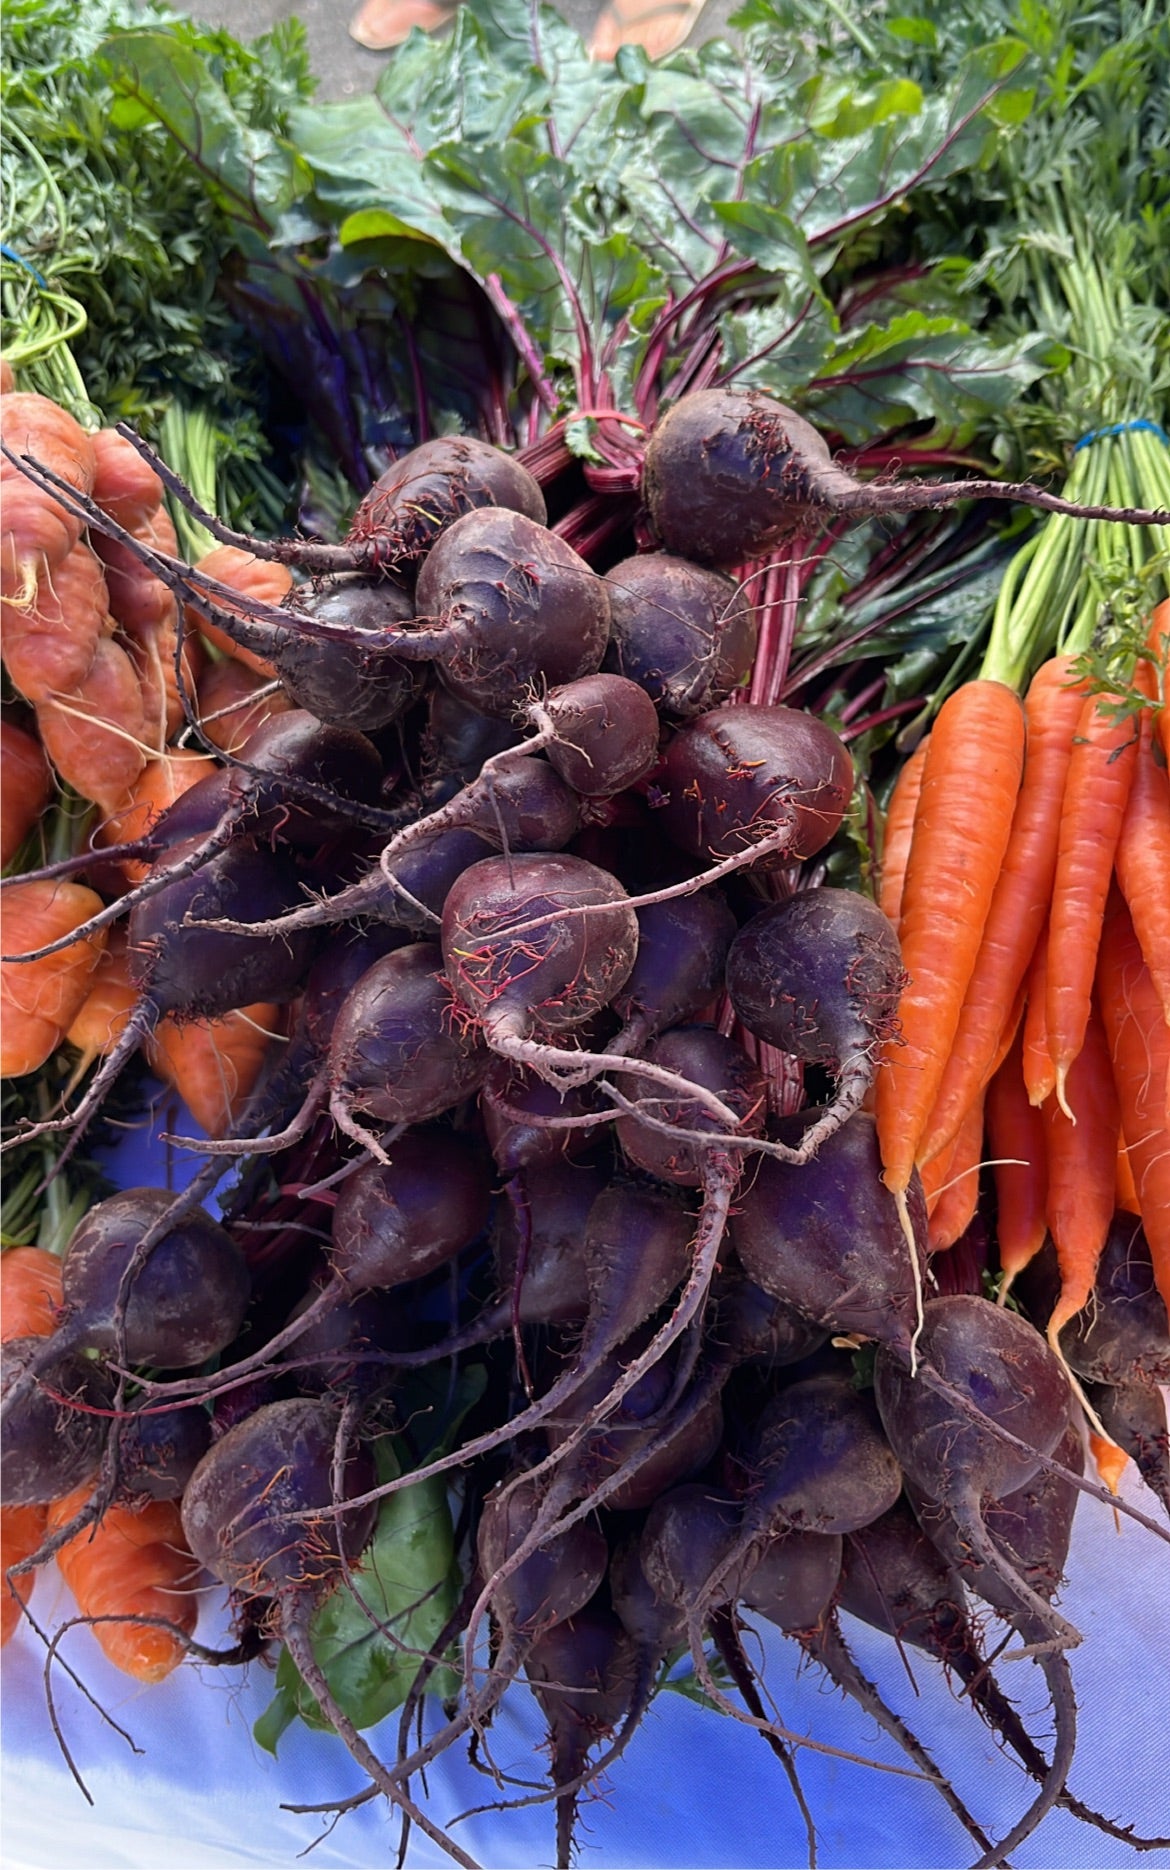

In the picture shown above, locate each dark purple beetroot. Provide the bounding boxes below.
[440,852,638,1056]
[288,574,420,729]
[740,1529,842,1633]
[740,1373,904,1540]
[615,1026,767,1185]
[0,1337,113,1506]
[729,1110,928,1358]
[347,434,547,577]
[481,1060,600,1173]
[539,672,661,797]
[655,703,853,867]
[603,552,757,719]
[413,508,611,719]
[726,887,904,1152]
[1016,1216,1170,1388]
[491,1161,604,1328]
[328,1128,492,1292]
[328,940,491,1127]
[58,1187,250,1368]
[609,888,737,1054]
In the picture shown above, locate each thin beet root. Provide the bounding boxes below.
[642,387,1170,567]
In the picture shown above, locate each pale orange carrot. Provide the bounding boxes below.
[1,395,97,605]
[1,1244,63,1341]
[188,545,290,678]
[194,655,292,755]
[147,1002,286,1138]
[1046,690,1139,1116]
[97,749,219,885]
[35,635,149,813]
[917,656,1088,1165]
[1145,598,1169,767]
[0,879,108,1076]
[1,540,113,703]
[877,736,929,928]
[64,927,138,1081]
[91,428,163,532]
[0,719,52,868]
[1044,999,1121,1341]
[47,1486,200,1683]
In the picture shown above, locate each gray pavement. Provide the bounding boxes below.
[190,0,739,100]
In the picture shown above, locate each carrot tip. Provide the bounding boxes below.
[1053,1063,1075,1124]
[894,1184,925,1376]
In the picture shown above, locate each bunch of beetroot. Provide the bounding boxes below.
[2,388,1169,1870]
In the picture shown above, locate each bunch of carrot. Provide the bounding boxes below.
[1,370,290,1123]
[875,599,1169,1363]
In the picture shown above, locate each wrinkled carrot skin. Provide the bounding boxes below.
[47,1486,200,1683]
[917,656,1088,1165]
[986,1024,1049,1288]
[1,1245,63,1342]
[91,428,163,532]
[1097,889,1170,1315]
[147,1002,285,1138]
[0,879,108,1076]
[1,1504,47,1646]
[1088,1431,1129,1497]
[189,545,291,679]
[924,1090,985,1254]
[35,635,149,813]
[1114,700,1170,1028]
[875,679,1026,1199]
[97,750,218,885]
[0,719,52,867]
[1021,920,1056,1109]
[93,507,180,636]
[877,736,928,928]
[1,395,97,603]
[65,928,137,1068]
[194,656,292,754]
[1,541,113,703]
[1046,690,1139,1115]
[1043,1000,1120,1339]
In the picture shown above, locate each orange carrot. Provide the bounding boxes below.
[0,1504,47,1646]
[64,928,138,1080]
[923,1090,985,1254]
[194,655,292,755]
[1,395,97,605]
[1,540,113,703]
[35,635,149,813]
[1113,698,1170,1028]
[1,1245,63,1341]
[916,655,1087,1165]
[91,428,163,532]
[0,879,108,1076]
[877,736,929,928]
[1021,919,1056,1109]
[93,506,180,636]
[188,545,291,678]
[0,719,52,867]
[875,680,1026,1238]
[1043,999,1120,1341]
[147,1002,286,1138]
[47,1486,200,1684]
[97,749,219,885]
[1046,690,1139,1116]
[1087,1431,1129,1497]
[1097,888,1170,1315]
[986,1023,1049,1292]
[0,357,15,396]
[1116,1133,1141,1215]
[95,507,202,743]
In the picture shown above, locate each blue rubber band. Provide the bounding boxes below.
[1073,417,1170,451]
[0,243,49,289]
